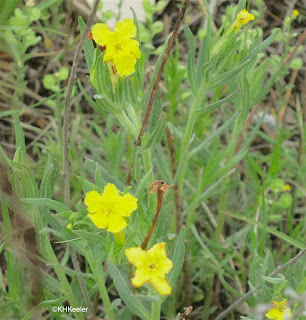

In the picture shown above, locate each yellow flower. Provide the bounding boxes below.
[282,184,291,191]
[85,183,138,233]
[266,300,292,320]
[91,18,141,77]
[125,243,173,295]
[229,9,255,33]
[291,10,300,19]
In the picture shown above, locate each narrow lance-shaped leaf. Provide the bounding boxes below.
[196,89,240,114]
[184,23,198,95]
[78,16,94,69]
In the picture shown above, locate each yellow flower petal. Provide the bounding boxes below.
[88,211,109,229]
[114,18,137,39]
[113,53,137,76]
[84,190,103,213]
[148,242,167,260]
[150,275,172,295]
[106,214,127,233]
[92,23,113,46]
[125,247,147,267]
[131,268,150,287]
[158,258,173,274]
[118,193,138,217]
[124,38,141,59]
[101,183,119,200]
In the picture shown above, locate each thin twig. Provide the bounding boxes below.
[125,0,190,186]
[282,30,306,67]
[64,0,73,66]
[214,249,306,320]
[279,69,298,122]
[63,0,100,206]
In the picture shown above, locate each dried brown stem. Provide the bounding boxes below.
[279,68,299,122]
[63,0,73,65]
[282,30,306,67]
[126,0,190,186]
[214,249,306,320]
[165,125,182,232]
[141,181,174,249]
[63,0,100,206]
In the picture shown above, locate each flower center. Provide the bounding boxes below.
[149,263,157,270]
[105,208,113,215]
[115,43,122,51]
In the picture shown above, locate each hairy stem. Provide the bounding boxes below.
[63,0,100,206]
[126,0,190,186]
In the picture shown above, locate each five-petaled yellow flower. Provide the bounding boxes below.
[91,18,141,76]
[266,300,292,320]
[85,183,138,233]
[125,242,173,295]
[229,9,255,33]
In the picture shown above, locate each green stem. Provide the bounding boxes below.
[87,252,115,320]
[113,231,125,246]
[214,189,227,241]
[151,301,161,320]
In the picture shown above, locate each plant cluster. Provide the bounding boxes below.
[0,0,305,320]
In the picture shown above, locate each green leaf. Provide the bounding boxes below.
[0,0,21,24]
[244,30,280,62]
[135,169,153,198]
[167,226,186,288]
[143,112,167,149]
[196,89,240,113]
[23,198,70,213]
[108,263,150,320]
[261,276,286,285]
[278,193,292,208]
[13,111,25,152]
[38,158,59,198]
[270,179,285,193]
[184,23,198,95]
[78,16,94,69]
[209,59,252,90]
[77,176,103,194]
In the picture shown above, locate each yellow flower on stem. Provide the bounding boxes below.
[91,18,141,77]
[291,10,300,19]
[85,183,138,234]
[266,300,292,320]
[125,242,173,295]
[229,9,255,33]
